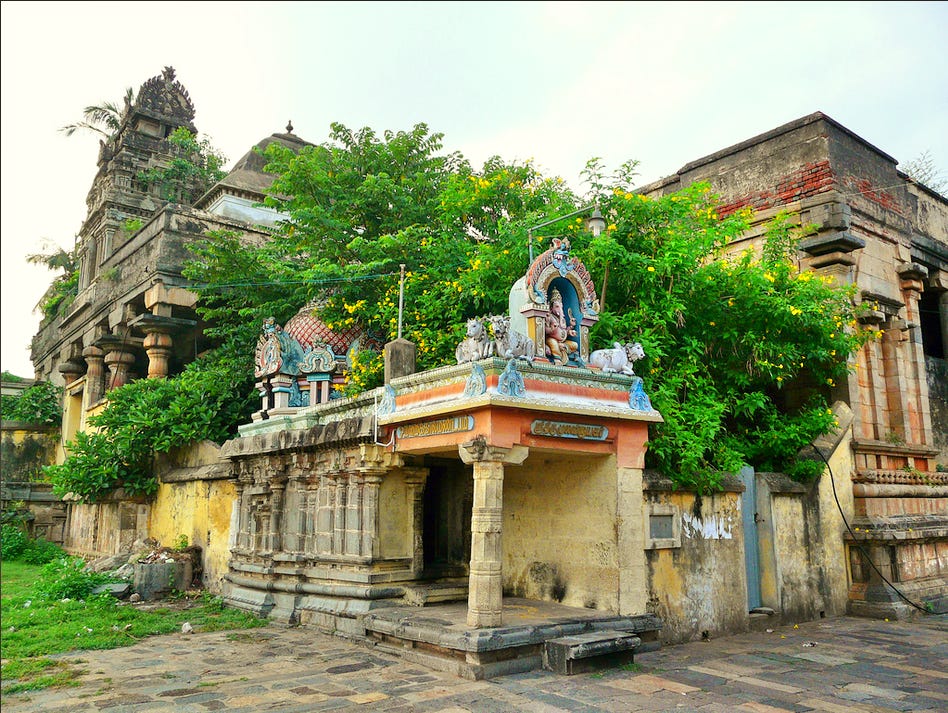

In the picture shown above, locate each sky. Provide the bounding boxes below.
[2,1,947,378]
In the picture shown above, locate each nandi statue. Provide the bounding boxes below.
[455,317,491,364]
[488,315,535,361]
[589,342,645,375]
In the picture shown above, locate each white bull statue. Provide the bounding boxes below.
[588,342,645,375]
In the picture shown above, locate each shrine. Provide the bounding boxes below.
[221,239,665,677]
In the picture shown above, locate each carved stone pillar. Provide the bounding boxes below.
[345,473,364,555]
[103,348,135,391]
[143,330,174,379]
[332,472,348,555]
[403,468,429,577]
[82,345,106,404]
[897,263,933,446]
[360,473,383,559]
[58,356,86,386]
[235,469,254,553]
[459,439,528,628]
[316,473,334,554]
[269,475,286,554]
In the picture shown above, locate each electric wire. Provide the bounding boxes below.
[811,443,947,615]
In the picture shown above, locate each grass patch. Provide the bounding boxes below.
[1,561,266,699]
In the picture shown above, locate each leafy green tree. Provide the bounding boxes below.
[46,353,255,502]
[0,382,62,426]
[583,177,870,490]
[50,120,872,498]
[59,87,134,138]
[186,122,579,391]
[28,243,80,323]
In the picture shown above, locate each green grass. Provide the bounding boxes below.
[1,560,266,698]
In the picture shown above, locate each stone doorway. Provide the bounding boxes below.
[421,457,472,579]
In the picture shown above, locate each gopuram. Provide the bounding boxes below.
[221,238,664,678]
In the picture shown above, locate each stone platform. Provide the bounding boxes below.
[362,597,662,680]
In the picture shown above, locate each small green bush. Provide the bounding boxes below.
[1,523,28,560]
[34,557,115,601]
[22,538,66,565]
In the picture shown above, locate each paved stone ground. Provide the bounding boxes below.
[4,614,946,712]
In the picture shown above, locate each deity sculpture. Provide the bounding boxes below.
[544,288,578,366]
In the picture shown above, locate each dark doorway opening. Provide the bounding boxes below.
[422,458,472,578]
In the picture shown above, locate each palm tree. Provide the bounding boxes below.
[59,87,135,138]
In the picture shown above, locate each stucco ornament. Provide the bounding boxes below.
[255,317,305,378]
[463,362,488,397]
[497,359,526,397]
[628,376,653,411]
[455,317,491,364]
[377,384,397,416]
[589,342,645,376]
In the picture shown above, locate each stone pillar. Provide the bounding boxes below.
[234,471,254,553]
[345,473,363,555]
[316,473,334,554]
[332,472,348,555]
[898,262,933,446]
[143,330,174,379]
[384,338,417,383]
[352,473,379,559]
[82,345,106,404]
[459,439,528,628]
[269,475,286,553]
[103,347,136,391]
[58,357,86,386]
[403,468,429,577]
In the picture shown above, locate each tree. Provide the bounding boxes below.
[49,121,871,499]
[186,121,580,390]
[59,87,134,139]
[902,149,947,196]
[138,127,227,204]
[29,242,79,323]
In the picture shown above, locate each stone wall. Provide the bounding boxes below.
[927,357,948,464]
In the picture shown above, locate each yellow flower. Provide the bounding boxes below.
[647,266,655,272]
[608,224,617,232]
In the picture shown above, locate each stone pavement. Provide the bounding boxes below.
[4,614,946,712]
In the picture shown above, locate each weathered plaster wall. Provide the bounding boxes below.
[0,422,58,482]
[64,497,150,558]
[502,454,619,612]
[149,479,237,591]
[150,441,237,591]
[643,484,747,644]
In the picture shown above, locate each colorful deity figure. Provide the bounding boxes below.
[544,288,578,366]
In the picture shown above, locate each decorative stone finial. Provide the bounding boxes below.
[286,120,294,134]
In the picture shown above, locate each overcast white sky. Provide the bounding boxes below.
[2,1,946,377]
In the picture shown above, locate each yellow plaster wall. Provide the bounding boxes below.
[502,454,619,611]
[379,470,412,559]
[148,478,237,592]
[644,489,747,644]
